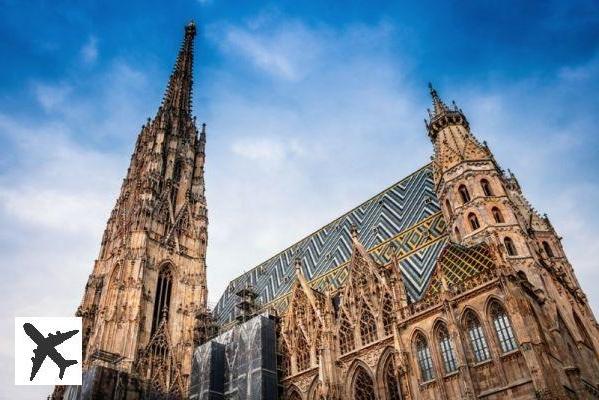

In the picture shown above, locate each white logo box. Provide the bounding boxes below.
[15,317,82,385]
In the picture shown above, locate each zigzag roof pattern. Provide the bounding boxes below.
[213,164,448,325]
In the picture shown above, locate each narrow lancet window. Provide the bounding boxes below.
[492,207,504,223]
[458,185,471,203]
[437,324,458,373]
[464,311,490,363]
[504,237,517,256]
[481,179,493,196]
[415,333,435,381]
[490,302,518,353]
[151,265,173,334]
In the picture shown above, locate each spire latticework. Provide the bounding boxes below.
[161,21,196,117]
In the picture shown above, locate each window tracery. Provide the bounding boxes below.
[382,294,394,336]
[359,307,377,345]
[437,324,458,373]
[384,355,402,400]
[152,265,173,334]
[352,366,376,400]
[339,314,354,354]
[296,331,310,371]
[415,333,435,381]
[489,301,517,353]
[464,311,490,362]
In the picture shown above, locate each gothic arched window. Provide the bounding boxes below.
[288,390,302,400]
[481,179,493,196]
[360,308,377,345]
[339,315,354,354]
[382,294,394,336]
[492,207,504,223]
[468,213,480,231]
[173,159,183,182]
[437,324,458,374]
[445,199,453,218]
[464,311,490,363]
[458,185,471,203]
[454,227,461,241]
[415,333,435,381]
[489,301,518,353]
[504,237,517,256]
[383,355,402,400]
[151,265,173,334]
[352,366,376,400]
[296,332,310,371]
[542,241,554,258]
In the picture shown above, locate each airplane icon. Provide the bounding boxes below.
[23,322,79,381]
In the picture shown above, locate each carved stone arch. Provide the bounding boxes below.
[375,347,404,400]
[287,385,303,400]
[157,259,179,276]
[307,375,324,400]
[461,307,492,363]
[152,262,177,335]
[346,359,377,400]
[458,305,483,324]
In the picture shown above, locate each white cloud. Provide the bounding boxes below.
[33,82,72,112]
[80,36,98,64]
[214,17,326,80]
[230,136,306,163]
[2,14,598,400]
[0,59,154,399]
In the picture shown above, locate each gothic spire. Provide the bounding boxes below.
[428,82,448,116]
[161,21,196,116]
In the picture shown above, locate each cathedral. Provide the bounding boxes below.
[53,22,599,400]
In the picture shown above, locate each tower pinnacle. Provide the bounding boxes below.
[428,82,448,116]
[161,22,196,116]
[425,83,469,140]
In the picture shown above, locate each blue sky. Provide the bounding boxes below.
[1,0,598,398]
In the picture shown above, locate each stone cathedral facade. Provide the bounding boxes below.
[55,22,599,400]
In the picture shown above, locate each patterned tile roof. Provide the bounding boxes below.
[213,164,448,325]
